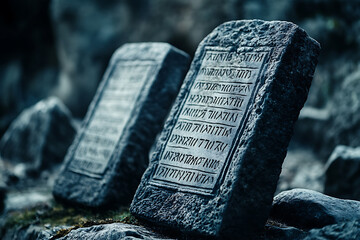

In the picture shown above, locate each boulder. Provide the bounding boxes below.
[1,224,63,240]
[270,189,360,229]
[264,225,307,240]
[265,220,360,240]
[304,220,360,240]
[58,223,173,240]
[0,97,76,178]
[325,145,360,200]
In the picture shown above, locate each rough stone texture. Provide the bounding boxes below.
[0,97,76,177]
[58,223,173,240]
[304,220,360,240]
[270,189,360,230]
[1,224,64,240]
[131,20,320,239]
[53,43,190,208]
[264,225,307,240]
[324,145,360,200]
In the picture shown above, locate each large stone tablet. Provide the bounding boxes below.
[130,20,320,238]
[53,43,190,207]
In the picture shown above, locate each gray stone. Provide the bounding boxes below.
[323,68,360,156]
[1,224,64,240]
[325,145,360,200]
[53,43,190,207]
[58,223,173,240]
[304,220,360,240]
[270,189,360,230]
[264,225,307,240]
[0,97,76,177]
[130,20,320,239]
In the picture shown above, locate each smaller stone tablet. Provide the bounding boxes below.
[130,20,320,239]
[53,43,190,207]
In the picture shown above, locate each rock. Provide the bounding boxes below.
[58,223,173,240]
[325,68,360,155]
[264,225,307,240]
[131,20,320,239]
[1,224,64,240]
[304,220,360,240]
[53,43,189,207]
[324,145,360,200]
[270,189,360,230]
[266,220,360,240]
[276,145,325,195]
[0,97,76,178]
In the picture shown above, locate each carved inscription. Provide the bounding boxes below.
[149,48,268,194]
[68,61,156,177]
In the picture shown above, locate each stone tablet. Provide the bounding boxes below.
[130,20,320,238]
[53,43,190,207]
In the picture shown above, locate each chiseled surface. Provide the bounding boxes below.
[131,20,320,239]
[53,43,190,207]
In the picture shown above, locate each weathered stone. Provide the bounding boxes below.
[264,225,307,240]
[270,189,360,230]
[0,97,76,177]
[130,20,320,239]
[53,43,190,207]
[325,145,360,200]
[266,220,360,240]
[58,223,173,240]
[1,224,64,240]
[304,220,360,240]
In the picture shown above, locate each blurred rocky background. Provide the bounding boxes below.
[1,0,360,239]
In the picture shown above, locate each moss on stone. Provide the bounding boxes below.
[2,202,138,239]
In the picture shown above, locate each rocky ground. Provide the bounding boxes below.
[1,0,360,239]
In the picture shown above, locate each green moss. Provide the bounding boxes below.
[3,203,139,239]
